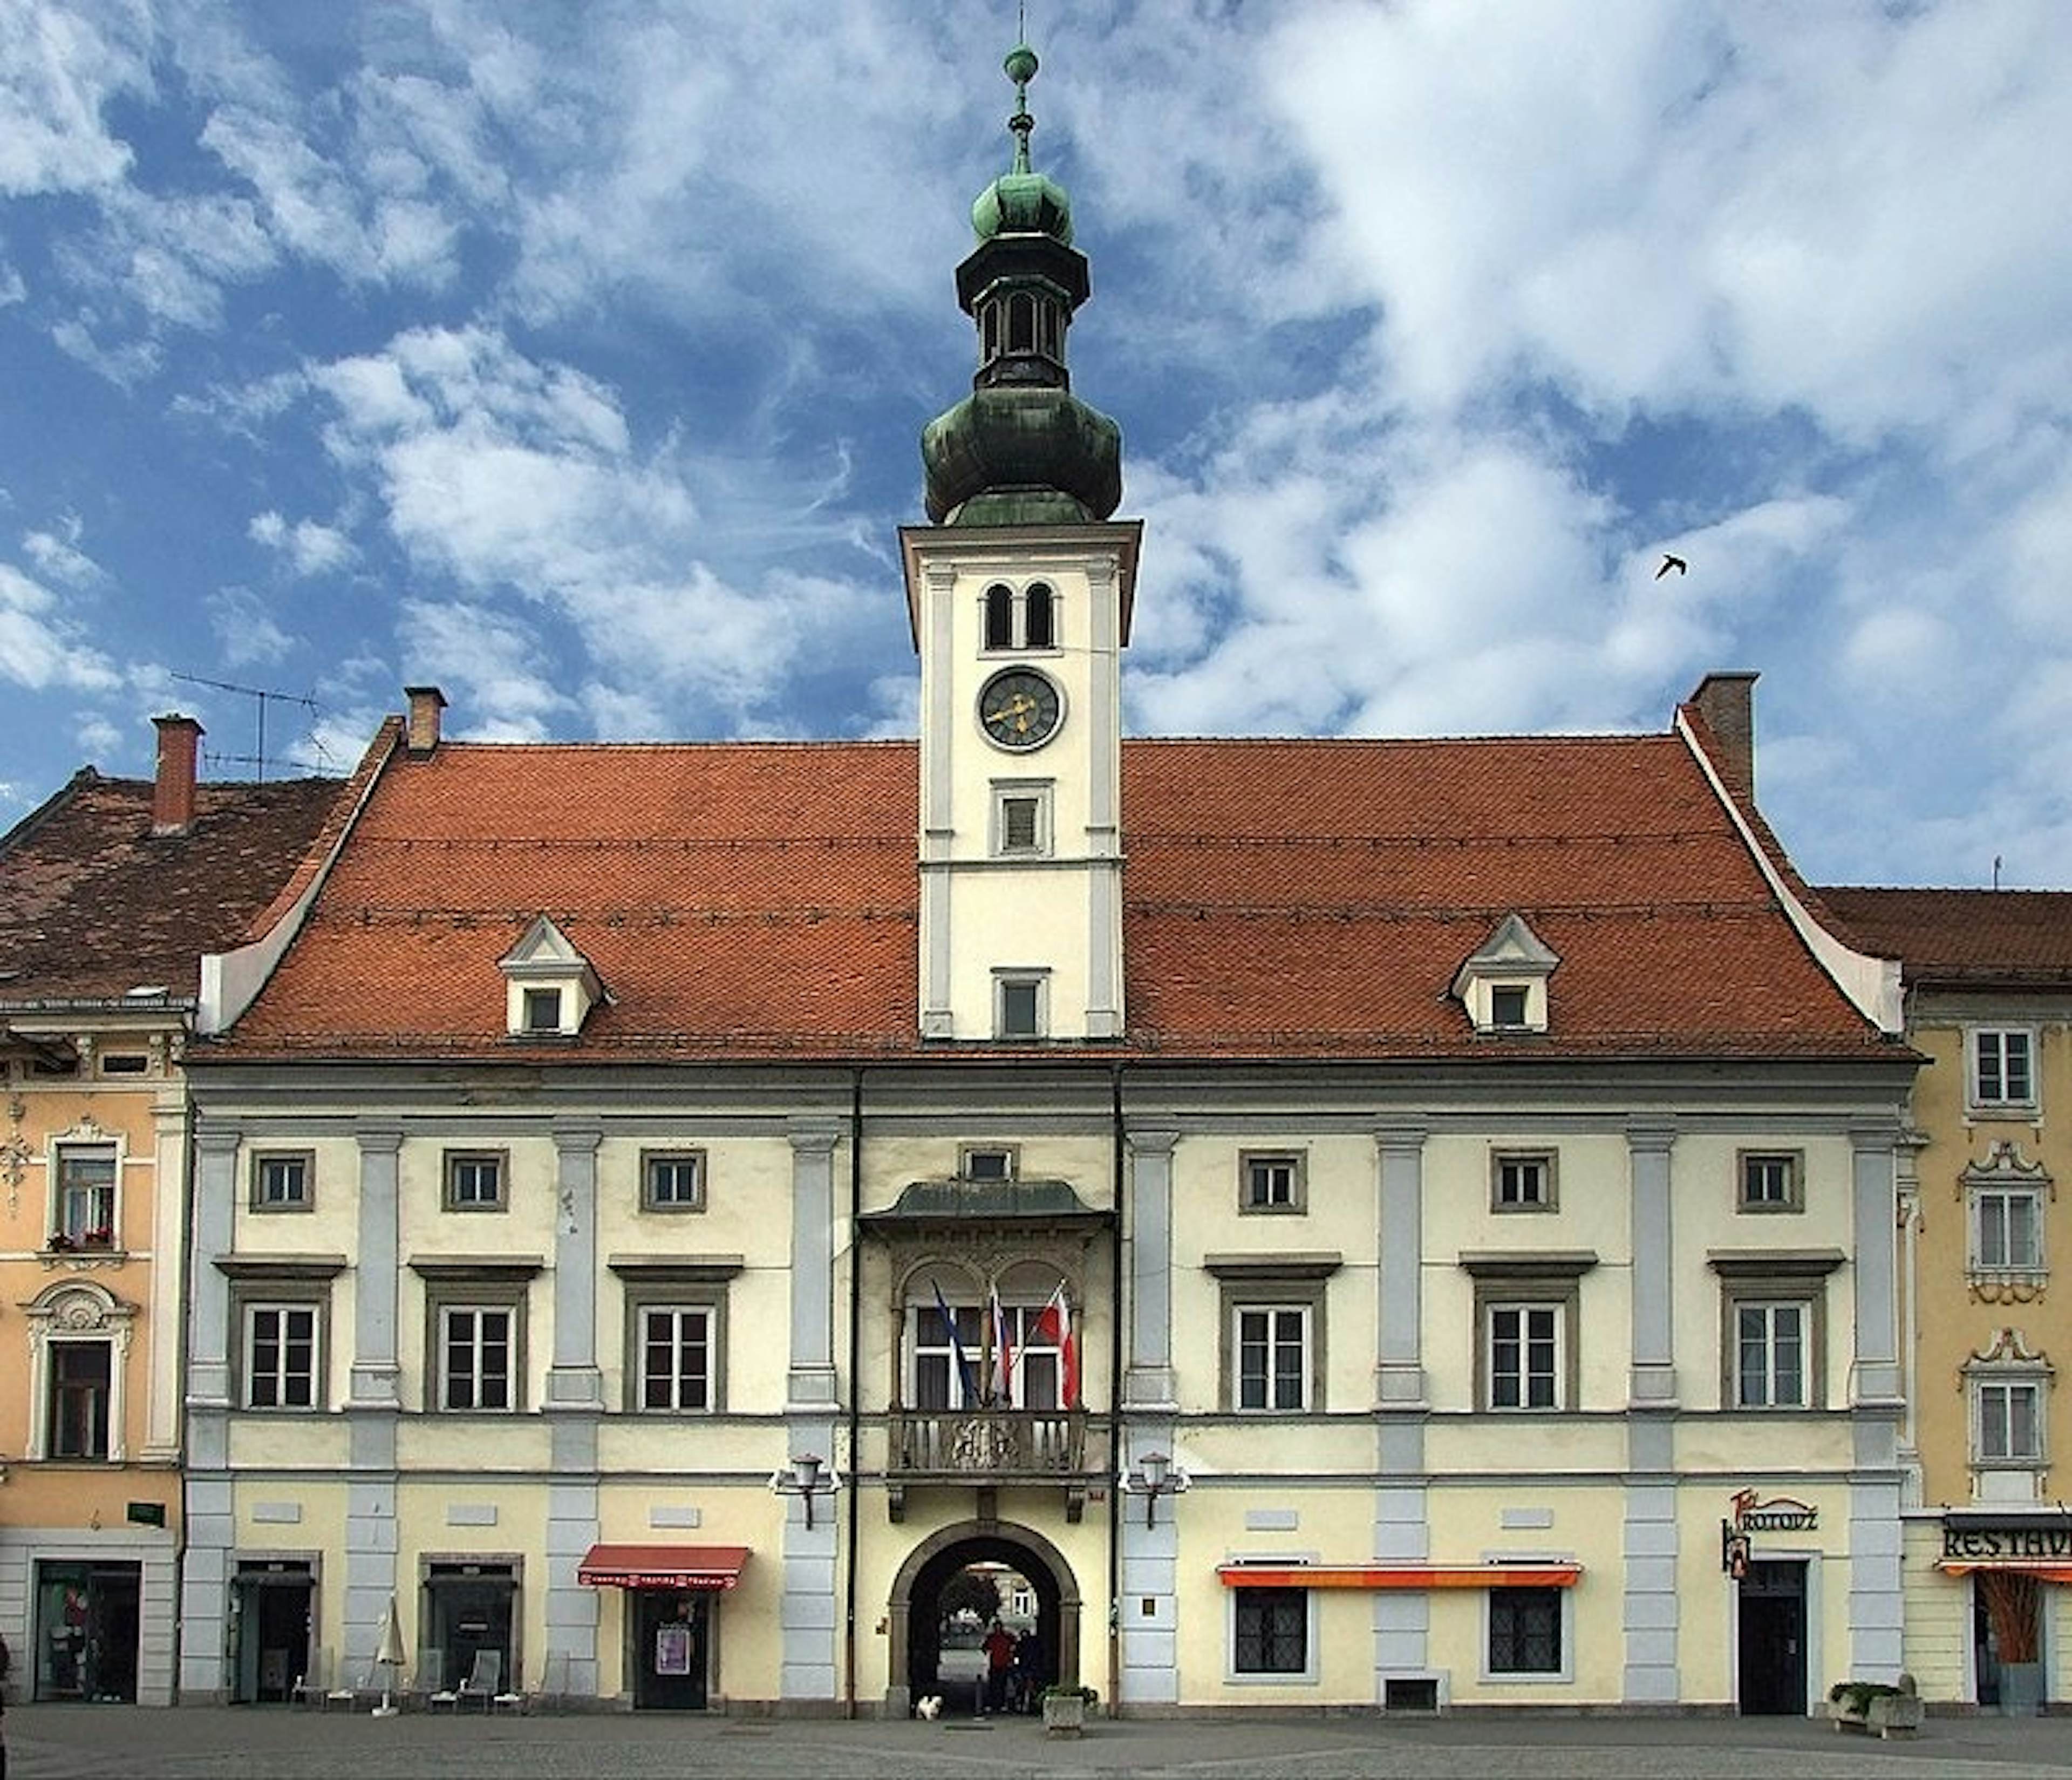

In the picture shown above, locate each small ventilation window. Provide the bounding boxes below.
[99,1054,149,1076]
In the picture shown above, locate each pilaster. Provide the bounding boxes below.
[547,1122,603,1409]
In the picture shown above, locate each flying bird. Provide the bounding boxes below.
[1655,554,1688,579]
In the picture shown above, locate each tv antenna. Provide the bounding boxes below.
[169,672,326,781]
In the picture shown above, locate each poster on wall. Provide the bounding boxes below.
[655,1622,691,1676]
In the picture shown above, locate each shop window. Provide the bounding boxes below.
[36,1562,141,1702]
[421,1559,518,1699]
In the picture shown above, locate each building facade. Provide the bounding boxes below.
[1821,889,2072,1713]
[159,42,1927,1718]
[0,719,343,1706]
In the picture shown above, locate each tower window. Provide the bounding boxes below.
[1039,301,1061,357]
[1025,583,1054,648]
[984,583,1014,650]
[982,301,1001,363]
[1009,292,1035,353]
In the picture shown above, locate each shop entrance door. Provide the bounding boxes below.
[1737,1560,1807,1716]
[35,1561,141,1703]
[232,1567,312,1703]
[632,1591,709,1709]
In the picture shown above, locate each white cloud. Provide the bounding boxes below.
[248,510,352,577]
[23,515,103,586]
[0,562,120,690]
[208,586,296,667]
[398,596,569,741]
[0,0,147,198]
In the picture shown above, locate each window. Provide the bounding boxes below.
[1487,1304,1560,1410]
[910,1298,986,1409]
[1464,1254,1593,1413]
[1235,1305,1310,1411]
[54,1143,117,1247]
[992,782,1052,858]
[48,1340,112,1459]
[1972,1029,2037,1110]
[1489,986,1529,1028]
[979,581,1060,652]
[639,1306,715,1412]
[642,1151,705,1212]
[444,1151,507,1212]
[1232,1587,1310,1677]
[960,1146,1015,1181]
[99,1052,148,1076]
[1241,1152,1305,1214]
[440,1306,514,1410]
[1734,1301,1805,1408]
[522,987,561,1032]
[1738,1150,1802,1213]
[995,972,1047,1041]
[1210,1259,1336,1414]
[1492,1151,1555,1211]
[1024,583,1054,648]
[251,1151,313,1212]
[1976,1188,2044,1273]
[984,583,1014,649]
[1487,1587,1565,1677]
[904,1293,1065,1410]
[244,1304,319,1410]
[1977,1379,2044,1463]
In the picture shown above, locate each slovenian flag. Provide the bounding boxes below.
[989,1287,1015,1407]
[932,1279,979,1406]
[1030,1283,1079,1408]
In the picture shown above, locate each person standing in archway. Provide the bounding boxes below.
[982,1618,1015,1714]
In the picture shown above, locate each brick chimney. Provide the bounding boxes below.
[1688,671,1757,801]
[152,714,203,835]
[405,685,447,755]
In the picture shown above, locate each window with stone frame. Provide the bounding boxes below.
[53,1141,118,1247]
[1708,1249,1839,1412]
[1971,1028,2038,1112]
[1208,1256,1338,1414]
[1463,1254,1595,1414]
[1486,1586,1566,1678]
[444,1150,508,1212]
[1232,1586,1311,1677]
[1239,1151,1305,1215]
[250,1150,314,1212]
[1492,1150,1556,1212]
[641,1150,706,1213]
[415,1262,536,1413]
[1737,1150,1803,1213]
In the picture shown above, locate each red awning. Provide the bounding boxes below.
[1218,1563,1582,1591]
[577,1544,751,1590]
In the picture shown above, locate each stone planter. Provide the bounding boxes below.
[1829,1675,1924,1740]
[1999,1662,2045,1718]
[1867,1693,1925,1738]
[1041,1691,1087,1737]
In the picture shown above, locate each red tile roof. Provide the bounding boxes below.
[0,769,348,1006]
[211,726,1895,1064]
[1818,887,2072,987]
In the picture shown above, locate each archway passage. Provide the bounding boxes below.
[887,1521,1079,1718]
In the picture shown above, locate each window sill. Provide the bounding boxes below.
[39,1245,128,1269]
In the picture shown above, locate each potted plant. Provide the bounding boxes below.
[1826,1674,1924,1738]
[1040,1683,1096,1736]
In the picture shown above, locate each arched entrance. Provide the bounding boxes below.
[885,1520,1080,1718]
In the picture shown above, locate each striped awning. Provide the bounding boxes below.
[1217,1562,1582,1591]
[576,1544,751,1590]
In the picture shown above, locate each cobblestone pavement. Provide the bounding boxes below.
[11,1706,2072,1780]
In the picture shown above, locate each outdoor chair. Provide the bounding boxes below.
[442,1648,501,1713]
[529,1649,572,1714]
[325,1653,377,1711]
[290,1647,331,1710]
[405,1648,444,1712]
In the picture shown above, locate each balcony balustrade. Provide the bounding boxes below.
[884,1407,1103,1521]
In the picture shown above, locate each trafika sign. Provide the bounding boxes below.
[1730,1489,1818,1533]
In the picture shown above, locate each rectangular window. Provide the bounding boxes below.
[1738,1151,1802,1212]
[908,1300,1062,1410]
[996,974,1045,1040]
[960,1146,1015,1181]
[1488,1587,1564,1675]
[1241,1152,1304,1213]
[1973,1029,2036,1109]
[49,1340,112,1459]
[1492,1152,1554,1211]
[1235,1305,1310,1411]
[522,987,561,1032]
[56,1144,117,1246]
[1976,1189,2043,1272]
[911,1301,986,1410]
[440,1306,514,1410]
[246,1305,319,1410]
[1735,1301,1806,1409]
[1489,985,1530,1028]
[640,1306,713,1412]
[1233,1587,1309,1675]
[99,1052,148,1075]
[1488,1304,1561,1410]
[444,1152,506,1212]
[251,1151,313,1211]
[1978,1380,2043,1463]
[642,1151,705,1212]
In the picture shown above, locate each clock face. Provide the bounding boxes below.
[979,668,1063,750]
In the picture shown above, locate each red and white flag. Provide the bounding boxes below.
[1029,1283,1079,1407]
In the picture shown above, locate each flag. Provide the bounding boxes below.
[1030,1283,1079,1408]
[989,1287,1015,1407]
[931,1279,978,1405]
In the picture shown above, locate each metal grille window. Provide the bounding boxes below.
[1233,1587,1308,1674]
[441,1307,513,1410]
[640,1307,712,1411]
[1488,1587,1563,1674]
[1488,1304,1560,1410]
[1974,1029,2035,1107]
[1236,1306,1310,1411]
[246,1305,318,1409]
[1735,1301,1805,1408]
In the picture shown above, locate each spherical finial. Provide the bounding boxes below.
[1004,42,1039,87]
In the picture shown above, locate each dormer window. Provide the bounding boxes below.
[498,915,604,1040]
[1452,914,1559,1035]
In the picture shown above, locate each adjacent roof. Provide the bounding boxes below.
[1819,887,2072,989]
[209,726,1896,1065]
[0,769,346,1008]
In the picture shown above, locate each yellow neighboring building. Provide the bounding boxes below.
[0,719,344,1705]
[1823,889,2072,1713]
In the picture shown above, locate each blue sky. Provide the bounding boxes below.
[3,1,2069,888]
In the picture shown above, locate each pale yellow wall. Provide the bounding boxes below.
[1901,1516,1969,1702]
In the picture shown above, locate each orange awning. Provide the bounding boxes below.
[1938,1561,2072,1582]
[1218,1563,1582,1591]
[577,1544,751,1590]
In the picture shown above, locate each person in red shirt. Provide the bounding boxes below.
[982,1619,1015,1714]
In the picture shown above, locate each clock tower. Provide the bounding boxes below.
[902,39,1139,1042]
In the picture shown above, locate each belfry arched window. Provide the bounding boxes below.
[1024,583,1054,648]
[984,584,1014,650]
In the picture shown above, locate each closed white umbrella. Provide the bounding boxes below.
[372,1596,406,1717]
